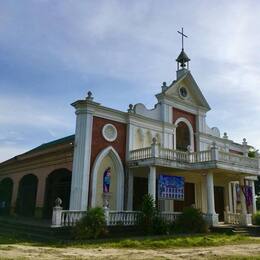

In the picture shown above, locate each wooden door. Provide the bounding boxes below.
[214,186,225,221]
[133,177,148,210]
[174,182,195,212]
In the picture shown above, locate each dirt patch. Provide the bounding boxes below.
[1,243,260,259]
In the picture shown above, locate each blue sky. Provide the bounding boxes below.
[1,0,260,162]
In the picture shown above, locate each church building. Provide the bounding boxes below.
[0,39,259,227]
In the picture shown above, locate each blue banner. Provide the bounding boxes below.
[158,175,184,200]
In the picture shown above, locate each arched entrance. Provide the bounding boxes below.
[0,178,13,215]
[175,118,194,152]
[16,174,38,217]
[43,169,71,218]
[91,146,124,210]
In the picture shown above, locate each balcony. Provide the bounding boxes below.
[128,142,260,175]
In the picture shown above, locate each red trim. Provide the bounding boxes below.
[173,107,197,151]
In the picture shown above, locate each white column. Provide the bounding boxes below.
[69,102,94,210]
[228,182,233,213]
[206,171,219,226]
[148,166,156,202]
[201,175,208,213]
[240,178,247,215]
[127,169,134,210]
[232,182,237,213]
[239,177,252,226]
[252,180,257,214]
[207,172,216,215]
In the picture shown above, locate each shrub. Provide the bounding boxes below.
[253,212,260,225]
[174,207,208,233]
[139,194,156,234]
[152,214,170,235]
[138,194,170,235]
[73,207,108,239]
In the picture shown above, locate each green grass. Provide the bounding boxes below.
[70,234,259,249]
[0,232,260,249]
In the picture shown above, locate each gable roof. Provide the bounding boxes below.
[0,135,75,166]
[27,134,75,154]
[162,71,211,111]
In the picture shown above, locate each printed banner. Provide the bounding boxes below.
[158,175,184,200]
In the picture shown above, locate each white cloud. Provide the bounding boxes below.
[0,94,74,129]
[0,145,29,162]
[0,0,260,157]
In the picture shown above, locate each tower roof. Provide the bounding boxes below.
[176,49,190,63]
[176,28,190,70]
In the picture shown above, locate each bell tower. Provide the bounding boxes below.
[176,27,190,79]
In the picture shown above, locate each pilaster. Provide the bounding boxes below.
[251,180,257,214]
[127,169,134,210]
[69,95,99,210]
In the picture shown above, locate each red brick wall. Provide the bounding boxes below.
[172,107,197,151]
[172,107,196,130]
[88,116,127,208]
[90,116,127,166]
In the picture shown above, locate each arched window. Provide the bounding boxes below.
[16,174,38,217]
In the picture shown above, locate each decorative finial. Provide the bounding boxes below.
[152,137,157,144]
[128,104,134,113]
[161,82,167,92]
[242,138,247,146]
[86,91,94,101]
[223,132,228,139]
[211,142,218,149]
[54,197,62,207]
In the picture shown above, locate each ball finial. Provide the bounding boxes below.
[86,91,94,101]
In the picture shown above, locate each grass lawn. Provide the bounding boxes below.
[65,234,260,249]
[0,232,260,249]
[1,233,260,259]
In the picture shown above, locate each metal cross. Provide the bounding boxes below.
[177,27,188,50]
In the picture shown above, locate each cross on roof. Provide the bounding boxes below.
[177,27,188,50]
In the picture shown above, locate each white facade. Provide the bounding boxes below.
[68,64,260,227]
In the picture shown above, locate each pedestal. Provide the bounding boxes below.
[205,213,219,226]
[240,214,252,226]
[51,206,62,228]
[103,192,112,208]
